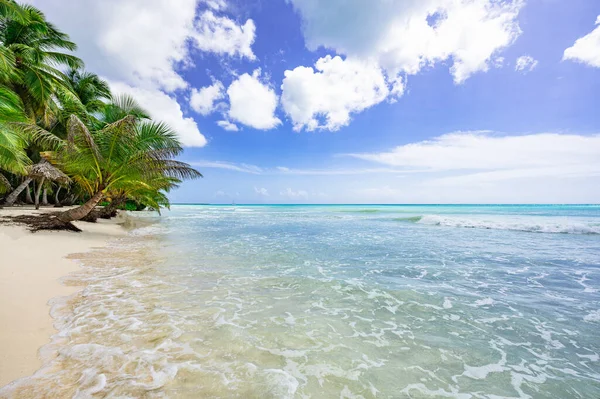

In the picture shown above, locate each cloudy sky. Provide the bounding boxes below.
[32,0,600,203]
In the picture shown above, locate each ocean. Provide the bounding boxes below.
[2,204,600,398]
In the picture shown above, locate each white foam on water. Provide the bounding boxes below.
[577,353,599,362]
[463,362,506,380]
[583,309,600,322]
[417,214,600,234]
[443,298,453,309]
[472,297,494,307]
[400,383,473,399]
[262,369,299,399]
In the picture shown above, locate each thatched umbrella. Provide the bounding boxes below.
[28,160,71,209]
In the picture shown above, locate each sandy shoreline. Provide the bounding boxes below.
[0,207,127,387]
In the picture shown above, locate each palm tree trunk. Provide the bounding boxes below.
[35,177,45,210]
[4,177,32,206]
[100,196,125,218]
[24,181,33,204]
[58,190,104,223]
[54,186,61,206]
[42,188,48,205]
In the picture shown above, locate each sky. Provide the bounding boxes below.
[31,0,600,204]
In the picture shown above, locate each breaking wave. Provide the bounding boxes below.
[395,215,600,234]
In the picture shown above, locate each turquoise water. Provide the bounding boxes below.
[3,204,600,398]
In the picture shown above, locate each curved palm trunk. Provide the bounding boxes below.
[42,188,49,205]
[34,177,45,210]
[58,190,104,223]
[5,177,32,206]
[54,186,62,206]
[24,181,33,204]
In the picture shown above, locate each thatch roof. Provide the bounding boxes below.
[28,160,71,184]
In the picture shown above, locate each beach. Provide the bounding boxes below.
[0,204,598,398]
[0,207,126,387]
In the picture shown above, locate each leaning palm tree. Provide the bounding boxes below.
[46,114,201,223]
[0,3,83,123]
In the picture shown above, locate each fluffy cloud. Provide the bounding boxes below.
[515,55,538,73]
[29,0,199,91]
[217,120,240,131]
[30,0,257,87]
[192,11,256,60]
[281,56,398,131]
[288,0,523,84]
[190,81,225,115]
[347,132,600,178]
[563,15,600,68]
[227,70,281,130]
[110,82,207,147]
[280,188,308,199]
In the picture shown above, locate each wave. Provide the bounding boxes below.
[392,216,423,223]
[394,215,600,235]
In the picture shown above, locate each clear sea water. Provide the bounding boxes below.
[2,204,600,398]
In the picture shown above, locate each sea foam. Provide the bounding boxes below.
[415,214,600,234]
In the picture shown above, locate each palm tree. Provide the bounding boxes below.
[1,2,83,202]
[47,114,201,223]
[0,86,29,193]
[0,2,83,123]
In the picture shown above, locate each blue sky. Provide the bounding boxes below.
[32,0,600,203]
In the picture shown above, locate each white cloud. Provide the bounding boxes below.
[288,0,523,84]
[192,10,256,60]
[227,69,281,130]
[347,132,600,179]
[217,120,240,131]
[515,55,538,73]
[204,0,227,11]
[563,15,600,68]
[29,0,199,92]
[493,56,505,68]
[190,81,225,115]
[109,81,207,147]
[281,56,397,131]
[189,160,262,174]
[254,187,270,197]
[280,188,309,199]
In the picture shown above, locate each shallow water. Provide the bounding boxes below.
[2,204,600,398]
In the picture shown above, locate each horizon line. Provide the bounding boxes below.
[170,203,600,206]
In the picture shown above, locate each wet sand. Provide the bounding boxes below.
[0,207,126,387]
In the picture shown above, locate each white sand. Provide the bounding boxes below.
[0,207,127,387]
